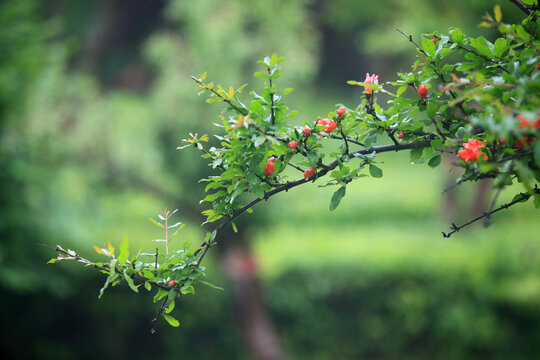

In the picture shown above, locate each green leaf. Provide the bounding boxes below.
[205,230,217,245]
[493,5,502,22]
[426,102,437,118]
[534,141,540,167]
[254,136,266,147]
[270,53,278,67]
[428,155,441,168]
[369,164,383,178]
[99,258,117,299]
[163,314,180,327]
[534,194,540,209]
[410,148,424,162]
[153,288,168,303]
[329,186,346,211]
[231,221,238,233]
[493,38,507,57]
[431,139,443,151]
[451,28,464,44]
[144,282,152,291]
[118,236,129,265]
[282,87,294,96]
[123,271,139,293]
[149,218,165,229]
[165,300,175,314]
[199,280,224,290]
[254,72,269,79]
[397,86,408,96]
[421,37,436,57]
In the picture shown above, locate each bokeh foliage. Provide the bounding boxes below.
[1,0,539,359]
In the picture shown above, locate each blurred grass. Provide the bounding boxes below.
[254,149,540,278]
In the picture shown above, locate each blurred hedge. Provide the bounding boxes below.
[265,256,540,360]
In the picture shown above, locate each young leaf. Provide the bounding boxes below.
[329,186,346,211]
[118,237,129,265]
[428,155,441,168]
[165,300,175,314]
[123,271,139,293]
[163,314,180,327]
[369,164,383,178]
[199,280,224,290]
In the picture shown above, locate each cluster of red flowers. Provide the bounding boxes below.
[516,114,540,148]
[317,117,337,133]
[458,139,487,162]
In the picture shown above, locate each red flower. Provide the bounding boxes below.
[517,115,540,129]
[458,139,487,162]
[364,73,379,94]
[397,131,405,139]
[302,126,311,135]
[536,62,540,71]
[316,117,337,134]
[431,38,437,44]
[417,84,429,99]
[264,157,276,176]
[337,106,347,118]
[288,141,299,149]
[516,136,535,148]
[304,167,316,179]
[515,115,539,148]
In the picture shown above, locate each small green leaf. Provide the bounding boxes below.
[199,280,224,290]
[426,102,437,118]
[163,314,180,327]
[153,288,168,303]
[329,186,346,211]
[428,155,441,168]
[369,164,383,178]
[270,53,278,67]
[493,38,507,57]
[118,237,129,265]
[123,271,139,293]
[493,5,502,22]
[254,72,269,79]
[421,37,436,57]
[254,136,266,147]
[144,282,152,291]
[149,218,165,228]
[165,300,175,314]
[410,148,424,162]
[534,140,540,167]
[282,87,294,96]
[231,221,238,233]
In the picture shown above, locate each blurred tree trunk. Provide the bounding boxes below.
[219,229,287,360]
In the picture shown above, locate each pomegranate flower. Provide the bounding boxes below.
[316,117,337,134]
[458,139,487,162]
[364,73,379,94]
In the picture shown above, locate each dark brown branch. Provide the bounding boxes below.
[442,187,539,238]
[510,0,538,20]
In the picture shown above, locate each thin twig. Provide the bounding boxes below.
[442,187,539,238]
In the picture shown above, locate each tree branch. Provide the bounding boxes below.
[194,140,433,265]
[442,187,539,238]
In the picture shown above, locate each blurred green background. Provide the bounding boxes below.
[1,0,539,359]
